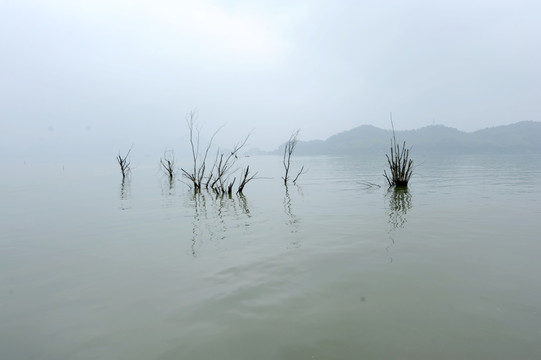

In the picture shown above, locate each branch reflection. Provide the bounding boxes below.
[188,191,252,257]
[387,187,412,230]
[160,178,177,208]
[119,178,131,209]
[163,177,175,195]
[284,185,303,248]
[385,187,412,263]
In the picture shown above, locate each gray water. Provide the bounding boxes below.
[1,153,540,359]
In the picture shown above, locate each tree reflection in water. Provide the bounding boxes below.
[119,178,131,210]
[164,177,175,195]
[188,191,252,257]
[284,184,304,248]
[160,178,177,208]
[387,187,412,230]
[385,187,412,263]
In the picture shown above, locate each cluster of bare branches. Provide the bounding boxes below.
[181,111,219,191]
[384,116,413,187]
[116,147,132,179]
[180,111,257,195]
[117,112,417,194]
[282,129,306,185]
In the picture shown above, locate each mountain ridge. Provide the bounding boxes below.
[270,121,541,155]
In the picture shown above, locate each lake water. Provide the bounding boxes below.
[1,153,541,359]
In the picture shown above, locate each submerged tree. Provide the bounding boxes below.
[181,111,221,192]
[384,116,413,187]
[180,111,257,195]
[116,147,132,179]
[282,129,306,185]
[237,165,257,194]
[207,135,249,194]
[160,150,176,181]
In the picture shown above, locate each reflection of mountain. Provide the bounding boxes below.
[271,121,541,156]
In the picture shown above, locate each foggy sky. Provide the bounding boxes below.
[2,0,540,157]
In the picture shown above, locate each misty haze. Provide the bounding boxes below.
[2,1,541,359]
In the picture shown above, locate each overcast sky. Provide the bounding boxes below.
[2,0,540,156]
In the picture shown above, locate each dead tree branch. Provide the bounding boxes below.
[282,129,304,185]
[160,150,176,180]
[237,166,258,194]
[116,146,132,179]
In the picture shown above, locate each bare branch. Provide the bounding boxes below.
[292,165,307,184]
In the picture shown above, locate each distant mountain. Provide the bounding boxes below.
[271,121,541,156]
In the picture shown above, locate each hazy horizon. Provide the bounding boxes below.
[2,1,540,155]
[4,120,538,164]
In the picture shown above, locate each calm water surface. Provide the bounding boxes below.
[1,154,540,359]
